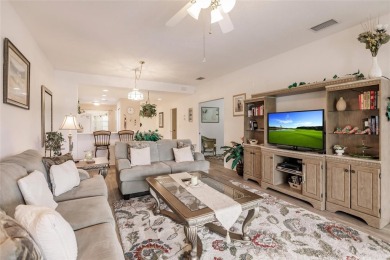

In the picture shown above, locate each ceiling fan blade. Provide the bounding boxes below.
[219,10,234,33]
[166,2,192,27]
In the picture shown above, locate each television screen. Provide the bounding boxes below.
[267,109,324,151]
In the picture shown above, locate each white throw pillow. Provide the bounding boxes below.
[173,146,195,163]
[50,160,80,196]
[130,146,151,166]
[17,170,58,209]
[14,205,77,260]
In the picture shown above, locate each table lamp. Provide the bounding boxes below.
[59,114,80,154]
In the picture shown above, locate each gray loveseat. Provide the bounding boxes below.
[0,150,124,260]
[115,139,210,198]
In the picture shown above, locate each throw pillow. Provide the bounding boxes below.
[173,146,195,163]
[177,141,195,157]
[127,142,149,160]
[130,147,151,166]
[50,160,80,197]
[0,208,42,260]
[42,153,73,190]
[14,205,78,260]
[17,170,58,209]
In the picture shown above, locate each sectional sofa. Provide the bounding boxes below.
[0,150,124,259]
[115,139,210,198]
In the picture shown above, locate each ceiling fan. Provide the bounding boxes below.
[166,0,236,34]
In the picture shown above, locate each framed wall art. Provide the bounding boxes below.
[233,93,246,116]
[188,108,193,122]
[3,38,31,109]
[159,112,164,128]
[201,107,219,123]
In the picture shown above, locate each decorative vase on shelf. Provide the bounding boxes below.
[336,97,347,111]
[368,56,382,79]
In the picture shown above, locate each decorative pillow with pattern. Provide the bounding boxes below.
[177,141,195,157]
[0,209,42,260]
[127,142,150,161]
[42,153,73,190]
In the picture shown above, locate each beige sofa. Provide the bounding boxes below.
[0,150,124,260]
[115,139,210,198]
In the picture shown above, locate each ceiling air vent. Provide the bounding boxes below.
[311,19,338,32]
[196,77,205,80]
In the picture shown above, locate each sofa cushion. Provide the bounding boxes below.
[1,150,47,181]
[177,141,195,156]
[119,162,171,182]
[162,160,210,174]
[50,160,80,196]
[75,223,124,260]
[17,170,58,209]
[116,159,131,172]
[54,175,108,202]
[114,141,128,159]
[0,163,27,217]
[156,139,177,161]
[173,146,194,163]
[0,208,42,260]
[130,147,151,166]
[56,196,114,231]
[15,205,77,260]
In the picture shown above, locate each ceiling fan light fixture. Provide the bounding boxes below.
[196,0,211,9]
[220,0,236,13]
[211,8,223,24]
[128,88,144,101]
[187,3,201,20]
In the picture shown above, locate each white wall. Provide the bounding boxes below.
[0,2,56,159]
[199,99,224,154]
[158,13,390,168]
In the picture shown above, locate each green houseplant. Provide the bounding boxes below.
[140,103,157,118]
[134,129,163,141]
[221,141,244,176]
[45,132,65,156]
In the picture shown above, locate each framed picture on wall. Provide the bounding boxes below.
[233,93,246,116]
[201,107,219,123]
[159,112,164,128]
[188,108,193,122]
[3,38,31,109]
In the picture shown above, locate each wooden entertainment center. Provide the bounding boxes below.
[243,77,390,229]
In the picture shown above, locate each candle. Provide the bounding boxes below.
[191,176,198,186]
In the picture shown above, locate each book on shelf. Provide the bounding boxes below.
[359,91,379,110]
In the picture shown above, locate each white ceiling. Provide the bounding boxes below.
[9,0,390,104]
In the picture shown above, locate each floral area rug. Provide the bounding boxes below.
[113,181,390,259]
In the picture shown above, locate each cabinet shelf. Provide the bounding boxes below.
[328,133,379,137]
[245,128,265,132]
[275,166,302,176]
[328,109,379,113]
[276,183,302,195]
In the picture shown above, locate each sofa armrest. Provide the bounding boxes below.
[194,152,205,161]
[116,159,131,172]
[78,169,90,180]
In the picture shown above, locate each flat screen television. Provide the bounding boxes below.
[267,109,324,151]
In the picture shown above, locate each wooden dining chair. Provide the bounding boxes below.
[93,130,111,160]
[118,130,134,142]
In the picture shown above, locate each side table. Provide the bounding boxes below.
[75,157,109,178]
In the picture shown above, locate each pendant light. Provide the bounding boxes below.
[128,61,145,101]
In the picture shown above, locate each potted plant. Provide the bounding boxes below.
[333,144,347,156]
[221,141,244,176]
[45,132,65,156]
[134,129,163,141]
[140,103,157,118]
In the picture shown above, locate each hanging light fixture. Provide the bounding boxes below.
[128,61,145,101]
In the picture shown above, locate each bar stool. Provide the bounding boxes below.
[93,130,111,160]
[118,130,134,142]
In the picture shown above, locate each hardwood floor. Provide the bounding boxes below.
[103,159,390,243]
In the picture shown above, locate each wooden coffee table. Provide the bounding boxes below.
[146,171,262,260]
[75,157,109,178]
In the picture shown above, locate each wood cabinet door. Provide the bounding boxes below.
[243,147,254,177]
[326,161,350,208]
[262,152,274,184]
[350,165,380,217]
[253,149,262,179]
[302,159,322,200]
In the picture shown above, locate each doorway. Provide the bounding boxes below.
[171,108,177,139]
[199,98,224,156]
